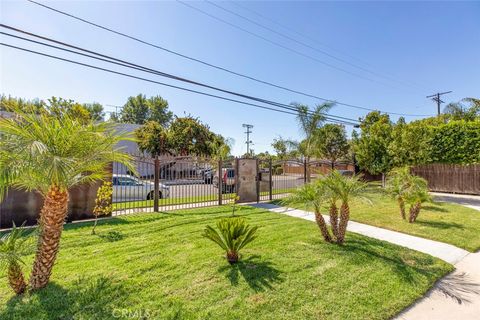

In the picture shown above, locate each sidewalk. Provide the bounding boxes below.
[250,203,480,320]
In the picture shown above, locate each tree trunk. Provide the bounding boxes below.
[408,202,422,223]
[329,203,340,241]
[8,262,27,295]
[381,173,386,188]
[398,198,406,220]
[337,202,350,244]
[29,186,69,290]
[314,211,332,243]
[227,250,239,264]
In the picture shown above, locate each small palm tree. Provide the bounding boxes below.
[203,217,258,264]
[283,182,333,242]
[405,181,431,223]
[386,167,411,220]
[323,171,370,244]
[0,108,134,290]
[0,223,33,295]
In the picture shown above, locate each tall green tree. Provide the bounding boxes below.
[83,102,105,121]
[353,111,393,186]
[0,107,133,290]
[135,121,173,157]
[315,124,349,169]
[443,97,480,121]
[169,116,216,156]
[120,94,173,125]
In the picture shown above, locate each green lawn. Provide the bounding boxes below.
[279,190,480,252]
[1,206,450,320]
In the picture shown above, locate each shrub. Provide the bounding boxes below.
[203,217,258,264]
[92,181,113,234]
[0,223,33,295]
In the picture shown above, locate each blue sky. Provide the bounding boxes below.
[1,0,479,155]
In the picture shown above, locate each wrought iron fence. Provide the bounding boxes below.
[111,154,235,215]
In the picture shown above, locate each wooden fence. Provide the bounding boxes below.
[411,164,480,195]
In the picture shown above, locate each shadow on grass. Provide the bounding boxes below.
[415,220,463,230]
[218,255,283,292]
[1,275,128,319]
[328,237,442,284]
[98,230,125,242]
[423,204,449,213]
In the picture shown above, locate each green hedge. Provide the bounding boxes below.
[427,121,480,164]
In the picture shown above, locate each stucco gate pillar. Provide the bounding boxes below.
[235,158,258,203]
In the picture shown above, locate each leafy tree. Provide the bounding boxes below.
[210,136,233,161]
[44,97,92,124]
[443,97,480,121]
[353,111,394,186]
[120,94,173,125]
[0,107,133,290]
[83,102,105,121]
[272,137,288,159]
[203,217,258,264]
[135,121,173,157]
[169,116,216,156]
[315,124,349,169]
[0,95,43,113]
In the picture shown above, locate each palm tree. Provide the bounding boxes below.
[293,102,334,181]
[405,178,431,223]
[203,217,258,264]
[323,171,370,244]
[0,223,33,295]
[386,167,411,220]
[0,108,133,290]
[283,182,333,242]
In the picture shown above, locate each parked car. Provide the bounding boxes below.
[112,174,170,202]
[202,168,214,184]
[213,168,236,193]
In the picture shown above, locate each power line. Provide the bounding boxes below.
[177,0,386,86]
[0,26,358,124]
[426,91,452,115]
[205,0,426,92]
[26,0,432,117]
[230,1,430,91]
[0,42,360,126]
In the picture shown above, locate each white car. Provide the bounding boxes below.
[112,174,170,202]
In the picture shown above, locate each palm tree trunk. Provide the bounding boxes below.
[314,209,332,243]
[329,203,340,240]
[409,202,422,223]
[8,261,27,295]
[398,198,406,220]
[29,186,69,290]
[337,202,350,244]
[227,251,239,264]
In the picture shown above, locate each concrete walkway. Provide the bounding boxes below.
[250,203,480,320]
[251,203,469,264]
[432,192,480,211]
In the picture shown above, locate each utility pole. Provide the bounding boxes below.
[242,124,253,156]
[426,91,452,115]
